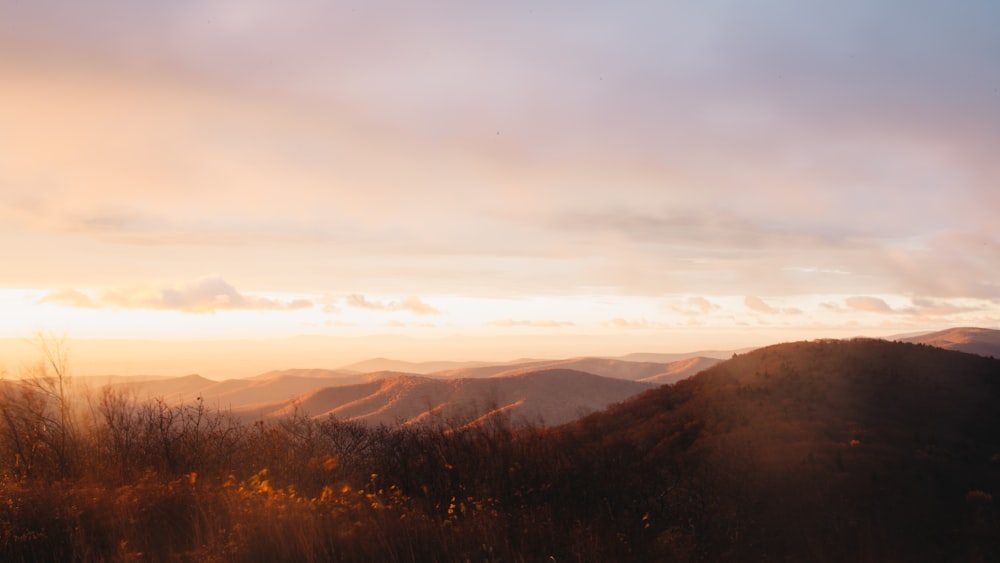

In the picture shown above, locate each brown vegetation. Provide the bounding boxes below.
[0,337,998,561]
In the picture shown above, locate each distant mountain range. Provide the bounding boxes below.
[428,356,721,383]
[234,369,656,427]
[95,327,999,430]
[337,349,740,376]
[104,355,727,426]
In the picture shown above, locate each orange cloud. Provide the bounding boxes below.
[745,296,802,316]
[744,296,778,314]
[671,296,721,317]
[38,288,98,309]
[344,294,440,316]
[488,319,575,328]
[687,297,717,313]
[39,277,313,314]
[601,318,669,329]
[845,296,894,314]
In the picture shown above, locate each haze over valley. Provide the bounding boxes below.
[48,327,1000,431]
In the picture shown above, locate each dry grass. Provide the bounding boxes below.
[1,338,999,561]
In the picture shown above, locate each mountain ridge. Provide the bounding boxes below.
[899,326,1000,358]
[235,369,656,427]
[549,337,1000,560]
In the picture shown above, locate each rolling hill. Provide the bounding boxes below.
[101,355,719,422]
[336,358,499,375]
[636,356,721,384]
[234,369,656,427]
[543,338,1000,561]
[900,326,1000,358]
[431,356,722,382]
[110,370,416,409]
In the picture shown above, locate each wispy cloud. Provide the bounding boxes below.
[344,294,440,316]
[6,0,1000,343]
[745,296,778,315]
[600,318,668,329]
[687,297,718,314]
[39,289,98,309]
[488,319,575,328]
[906,297,982,317]
[845,296,894,314]
[818,295,994,327]
[39,277,313,314]
[744,296,802,315]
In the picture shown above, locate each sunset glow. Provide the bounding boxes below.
[2,1,998,376]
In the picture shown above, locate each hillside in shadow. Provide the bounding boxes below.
[0,337,997,561]
[555,337,1000,560]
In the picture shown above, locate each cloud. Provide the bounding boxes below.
[845,296,894,314]
[670,296,721,317]
[905,297,981,317]
[880,232,1000,299]
[4,1,999,309]
[687,297,717,314]
[344,294,440,316]
[600,318,668,329]
[39,289,98,308]
[40,277,314,314]
[488,319,575,328]
[744,296,802,316]
[832,296,987,320]
[318,296,342,314]
[744,296,779,315]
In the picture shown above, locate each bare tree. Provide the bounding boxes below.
[0,333,79,479]
[31,333,77,477]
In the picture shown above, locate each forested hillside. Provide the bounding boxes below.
[1,338,997,561]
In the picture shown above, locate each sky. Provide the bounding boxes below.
[2,1,999,373]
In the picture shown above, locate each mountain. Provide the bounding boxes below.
[109,370,420,409]
[431,356,722,382]
[432,357,666,380]
[249,368,362,380]
[336,358,499,375]
[636,356,721,384]
[429,359,555,379]
[486,358,675,381]
[610,347,752,362]
[234,369,656,427]
[900,326,1000,358]
[547,338,1000,561]
[113,373,217,400]
[98,354,722,419]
